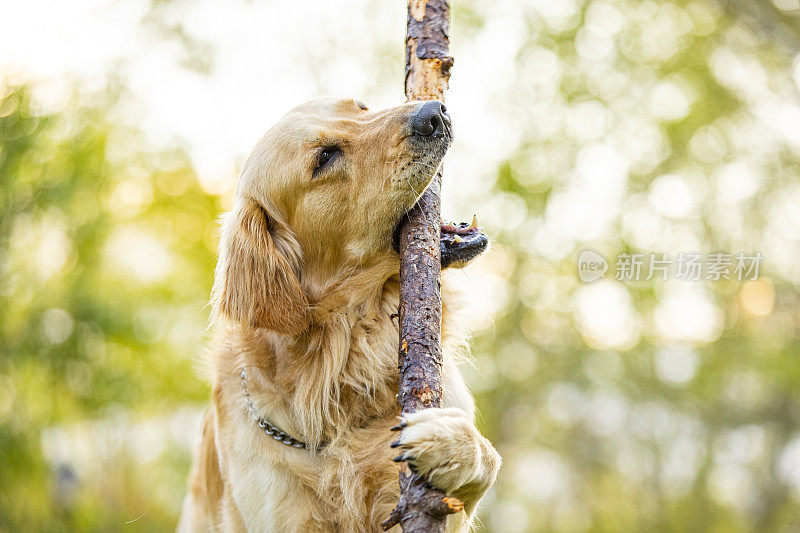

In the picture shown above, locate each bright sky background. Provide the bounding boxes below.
[0,0,517,214]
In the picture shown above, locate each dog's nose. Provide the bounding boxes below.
[410,101,451,137]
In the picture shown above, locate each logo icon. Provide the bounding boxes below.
[578,249,608,283]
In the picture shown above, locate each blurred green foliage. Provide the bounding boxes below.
[3,0,800,532]
[457,1,800,532]
[0,86,215,531]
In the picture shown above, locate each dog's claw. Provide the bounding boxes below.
[390,439,401,448]
[393,454,406,463]
[390,421,406,431]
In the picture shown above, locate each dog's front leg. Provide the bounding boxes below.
[390,407,501,518]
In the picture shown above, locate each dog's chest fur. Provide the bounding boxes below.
[202,276,471,531]
[220,276,404,444]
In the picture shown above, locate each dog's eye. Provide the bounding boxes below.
[315,146,342,176]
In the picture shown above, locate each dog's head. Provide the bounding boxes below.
[212,98,453,334]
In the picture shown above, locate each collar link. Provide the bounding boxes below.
[240,369,326,452]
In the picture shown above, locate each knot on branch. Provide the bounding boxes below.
[381,471,463,531]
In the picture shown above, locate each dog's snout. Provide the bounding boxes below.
[410,101,451,137]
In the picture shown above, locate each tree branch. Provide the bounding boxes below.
[383,1,460,531]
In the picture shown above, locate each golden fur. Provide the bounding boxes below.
[177,98,500,532]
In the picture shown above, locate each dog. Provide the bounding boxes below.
[177,98,501,532]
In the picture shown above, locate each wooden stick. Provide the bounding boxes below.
[382,1,460,531]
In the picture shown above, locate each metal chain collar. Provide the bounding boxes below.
[240,369,325,452]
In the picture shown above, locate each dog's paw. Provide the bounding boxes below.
[390,407,500,504]
[440,217,489,270]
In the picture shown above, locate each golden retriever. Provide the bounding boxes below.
[177,98,500,532]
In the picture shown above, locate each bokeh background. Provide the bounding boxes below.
[2,0,800,531]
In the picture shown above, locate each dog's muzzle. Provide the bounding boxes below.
[393,101,487,268]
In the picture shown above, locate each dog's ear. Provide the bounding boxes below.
[212,199,309,335]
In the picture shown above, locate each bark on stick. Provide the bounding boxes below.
[382,1,458,531]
